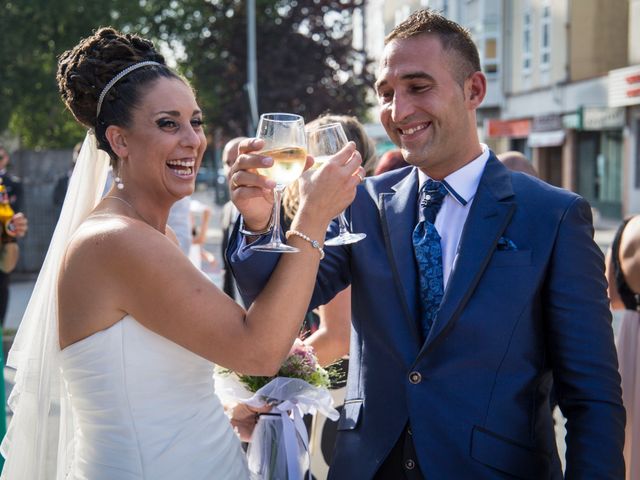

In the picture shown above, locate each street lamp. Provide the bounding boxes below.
[246,0,259,134]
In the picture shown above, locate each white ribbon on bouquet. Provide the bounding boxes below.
[241,377,339,480]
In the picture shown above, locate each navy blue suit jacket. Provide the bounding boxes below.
[229,153,625,479]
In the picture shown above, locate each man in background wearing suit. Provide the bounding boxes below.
[227,9,624,479]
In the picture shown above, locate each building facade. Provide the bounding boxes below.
[364,0,634,219]
[495,0,628,218]
[608,0,640,215]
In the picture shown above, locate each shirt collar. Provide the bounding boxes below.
[418,144,490,206]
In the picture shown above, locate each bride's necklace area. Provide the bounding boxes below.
[104,195,158,230]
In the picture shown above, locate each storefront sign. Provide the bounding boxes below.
[532,114,563,132]
[582,106,625,130]
[528,131,565,147]
[562,112,581,130]
[609,65,640,107]
[485,118,531,138]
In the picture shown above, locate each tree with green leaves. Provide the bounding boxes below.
[0,1,147,148]
[144,0,375,140]
[1,0,374,148]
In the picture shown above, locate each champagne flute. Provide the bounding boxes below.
[306,123,366,246]
[251,113,307,253]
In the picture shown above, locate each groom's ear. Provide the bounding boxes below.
[105,125,129,159]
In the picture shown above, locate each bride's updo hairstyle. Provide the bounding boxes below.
[57,27,181,166]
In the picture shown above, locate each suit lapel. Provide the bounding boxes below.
[380,169,422,343]
[417,156,516,358]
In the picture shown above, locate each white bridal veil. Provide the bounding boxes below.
[0,132,109,479]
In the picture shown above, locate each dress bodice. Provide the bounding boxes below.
[60,315,249,480]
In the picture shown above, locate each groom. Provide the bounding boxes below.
[227,9,625,479]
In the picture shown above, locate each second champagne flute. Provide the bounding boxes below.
[251,113,307,253]
[306,122,366,246]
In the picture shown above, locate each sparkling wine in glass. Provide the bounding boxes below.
[251,113,307,253]
[306,123,366,246]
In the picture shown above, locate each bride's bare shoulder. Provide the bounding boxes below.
[62,214,160,274]
[65,215,133,255]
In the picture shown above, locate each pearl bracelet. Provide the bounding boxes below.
[285,230,325,260]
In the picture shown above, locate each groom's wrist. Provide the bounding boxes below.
[239,214,274,242]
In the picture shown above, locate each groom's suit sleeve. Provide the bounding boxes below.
[545,196,625,479]
[226,216,351,309]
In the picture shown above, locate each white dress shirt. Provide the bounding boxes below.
[417,144,489,288]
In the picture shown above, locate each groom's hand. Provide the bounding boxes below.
[229,137,313,233]
[228,402,272,442]
[228,138,275,233]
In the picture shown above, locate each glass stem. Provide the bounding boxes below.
[337,211,349,236]
[269,186,285,246]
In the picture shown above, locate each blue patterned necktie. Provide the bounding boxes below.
[413,179,448,339]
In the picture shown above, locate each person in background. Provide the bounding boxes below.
[374,149,409,175]
[606,215,640,480]
[0,144,28,328]
[497,150,539,177]
[220,137,246,299]
[166,196,193,255]
[295,113,377,359]
[0,209,27,471]
[54,142,82,213]
[228,8,624,478]
[0,145,23,212]
[189,197,218,272]
[0,214,28,274]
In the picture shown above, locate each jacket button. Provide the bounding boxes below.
[409,371,422,384]
[405,459,415,470]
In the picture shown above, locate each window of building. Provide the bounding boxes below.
[483,37,499,75]
[540,2,551,69]
[522,9,532,74]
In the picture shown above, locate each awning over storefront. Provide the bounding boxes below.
[527,130,566,147]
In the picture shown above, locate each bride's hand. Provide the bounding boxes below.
[228,402,272,442]
[297,142,364,226]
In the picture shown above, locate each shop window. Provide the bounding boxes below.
[577,131,622,218]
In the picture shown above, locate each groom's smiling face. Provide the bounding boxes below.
[375,34,485,180]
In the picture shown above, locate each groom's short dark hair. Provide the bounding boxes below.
[385,9,481,87]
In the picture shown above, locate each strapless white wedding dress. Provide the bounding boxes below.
[60,315,250,479]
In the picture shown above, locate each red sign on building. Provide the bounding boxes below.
[485,118,531,138]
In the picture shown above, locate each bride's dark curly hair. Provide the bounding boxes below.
[57,27,181,165]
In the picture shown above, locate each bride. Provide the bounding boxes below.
[0,28,363,479]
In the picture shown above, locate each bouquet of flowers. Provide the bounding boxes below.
[217,341,339,480]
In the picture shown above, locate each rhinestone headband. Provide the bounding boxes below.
[96,61,161,118]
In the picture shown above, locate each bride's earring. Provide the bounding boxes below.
[114,164,124,190]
